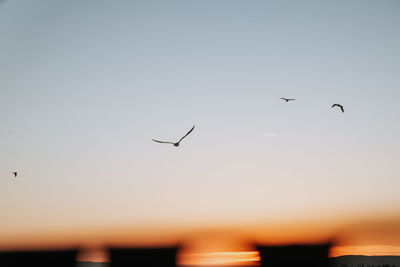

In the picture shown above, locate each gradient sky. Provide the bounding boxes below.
[1,0,400,255]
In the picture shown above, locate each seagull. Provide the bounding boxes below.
[331,104,344,113]
[280,97,296,102]
[152,125,195,147]
[12,172,17,178]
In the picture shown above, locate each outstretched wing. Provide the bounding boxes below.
[280,98,295,101]
[332,104,344,113]
[178,125,195,143]
[152,139,175,145]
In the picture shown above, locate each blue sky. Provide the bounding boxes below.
[0,0,399,246]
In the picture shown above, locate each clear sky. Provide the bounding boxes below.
[0,0,400,259]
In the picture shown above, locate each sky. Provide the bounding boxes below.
[1,0,400,262]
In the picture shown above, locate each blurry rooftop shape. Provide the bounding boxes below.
[0,249,78,267]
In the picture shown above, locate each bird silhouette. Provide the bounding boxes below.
[12,172,17,178]
[331,104,344,113]
[152,125,195,147]
[280,97,296,102]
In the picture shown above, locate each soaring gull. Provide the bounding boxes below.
[280,97,296,102]
[152,125,195,147]
[331,104,344,113]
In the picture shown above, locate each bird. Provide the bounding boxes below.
[152,125,195,147]
[280,97,296,102]
[331,104,344,113]
[12,172,17,178]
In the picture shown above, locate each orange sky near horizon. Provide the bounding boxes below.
[76,246,400,265]
[1,215,399,265]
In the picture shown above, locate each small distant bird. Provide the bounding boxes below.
[152,125,195,147]
[331,104,344,113]
[280,97,296,102]
[12,172,17,178]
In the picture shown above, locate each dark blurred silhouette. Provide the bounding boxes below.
[109,246,178,267]
[0,249,77,267]
[257,243,331,267]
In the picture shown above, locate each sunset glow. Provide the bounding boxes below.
[179,251,260,266]
[330,246,400,257]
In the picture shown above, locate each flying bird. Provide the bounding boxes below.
[12,172,17,178]
[331,104,344,113]
[280,97,296,102]
[152,125,195,147]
